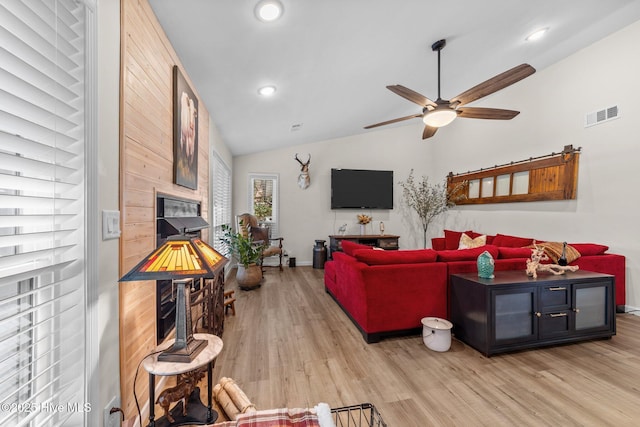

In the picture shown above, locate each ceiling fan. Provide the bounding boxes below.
[364,39,536,139]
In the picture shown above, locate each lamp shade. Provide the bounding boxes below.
[119,235,227,363]
[423,107,457,128]
[119,235,227,282]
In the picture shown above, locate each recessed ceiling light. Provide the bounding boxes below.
[255,0,284,22]
[258,85,277,96]
[526,27,549,42]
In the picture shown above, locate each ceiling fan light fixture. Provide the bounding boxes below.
[255,0,284,22]
[423,108,457,127]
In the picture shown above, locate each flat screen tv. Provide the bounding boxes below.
[331,168,393,209]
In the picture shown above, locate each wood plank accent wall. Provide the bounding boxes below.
[119,0,210,420]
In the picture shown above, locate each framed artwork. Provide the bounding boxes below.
[173,65,198,189]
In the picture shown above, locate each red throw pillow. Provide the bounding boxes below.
[354,249,438,265]
[569,243,609,256]
[444,229,477,250]
[340,240,372,256]
[498,247,533,259]
[492,233,534,248]
[437,245,499,262]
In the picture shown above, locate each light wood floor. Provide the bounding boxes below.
[211,266,640,426]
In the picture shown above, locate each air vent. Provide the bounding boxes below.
[290,123,303,132]
[585,105,620,128]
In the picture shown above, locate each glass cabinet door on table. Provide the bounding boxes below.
[574,282,611,332]
[492,287,538,345]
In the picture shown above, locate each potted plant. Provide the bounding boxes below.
[399,169,466,249]
[221,223,265,290]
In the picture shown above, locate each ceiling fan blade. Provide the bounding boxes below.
[387,85,437,108]
[457,107,520,120]
[364,113,422,129]
[450,64,536,106]
[422,125,438,139]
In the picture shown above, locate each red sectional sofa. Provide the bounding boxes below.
[323,232,626,343]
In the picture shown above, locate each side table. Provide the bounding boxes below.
[142,333,223,427]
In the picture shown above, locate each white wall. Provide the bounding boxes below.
[210,116,233,169]
[98,0,121,421]
[233,123,435,264]
[233,19,640,310]
[432,20,640,311]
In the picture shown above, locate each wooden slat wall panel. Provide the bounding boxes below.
[529,166,560,194]
[448,148,580,205]
[120,0,211,421]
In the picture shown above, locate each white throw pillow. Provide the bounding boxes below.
[458,233,487,249]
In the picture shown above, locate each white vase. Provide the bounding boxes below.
[360,224,366,235]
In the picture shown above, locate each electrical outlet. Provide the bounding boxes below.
[103,396,121,427]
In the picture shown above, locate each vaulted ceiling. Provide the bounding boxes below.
[149,0,640,156]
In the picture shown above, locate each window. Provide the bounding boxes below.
[248,173,279,238]
[211,153,232,256]
[0,1,92,425]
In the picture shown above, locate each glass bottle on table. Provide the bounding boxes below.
[558,242,568,266]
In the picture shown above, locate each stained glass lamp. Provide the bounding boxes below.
[120,235,228,363]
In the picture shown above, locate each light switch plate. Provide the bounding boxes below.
[102,210,121,240]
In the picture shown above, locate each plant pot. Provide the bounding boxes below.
[237,263,262,290]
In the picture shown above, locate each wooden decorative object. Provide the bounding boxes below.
[212,377,256,420]
[526,245,579,279]
[224,290,236,316]
[448,145,580,204]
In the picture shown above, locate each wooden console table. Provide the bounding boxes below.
[328,234,399,258]
[142,334,223,427]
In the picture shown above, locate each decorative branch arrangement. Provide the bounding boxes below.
[399,169,466,248]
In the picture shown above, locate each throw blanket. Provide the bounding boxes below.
[211,404,335,427]
[533,242,581,264]
[212,408,321,427]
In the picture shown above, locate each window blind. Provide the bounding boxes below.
[211,153,231,257]
[0,1,87,426]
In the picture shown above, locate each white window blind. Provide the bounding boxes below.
[211,153,231,256]
[0,1,88,426]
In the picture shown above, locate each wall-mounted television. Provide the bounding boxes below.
[331,168,394,209]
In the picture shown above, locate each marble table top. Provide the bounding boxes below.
[142,333,223,375]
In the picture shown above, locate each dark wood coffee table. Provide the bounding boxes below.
[450,270,615,356]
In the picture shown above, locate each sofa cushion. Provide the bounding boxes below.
[498,247,533,259]
[354,248,438,265]
[444,229,478,250]
[340,240,372,256]
[570,243,609,256]
[492,233,534,248]
[458,233,487,249]
[437,245,499,262]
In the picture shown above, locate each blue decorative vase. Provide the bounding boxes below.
[477,250,495,279]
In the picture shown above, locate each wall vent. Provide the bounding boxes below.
[585,105,619,128]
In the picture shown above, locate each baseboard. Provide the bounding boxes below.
[623,305,640,315]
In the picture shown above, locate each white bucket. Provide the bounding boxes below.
[421,317,453,352]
